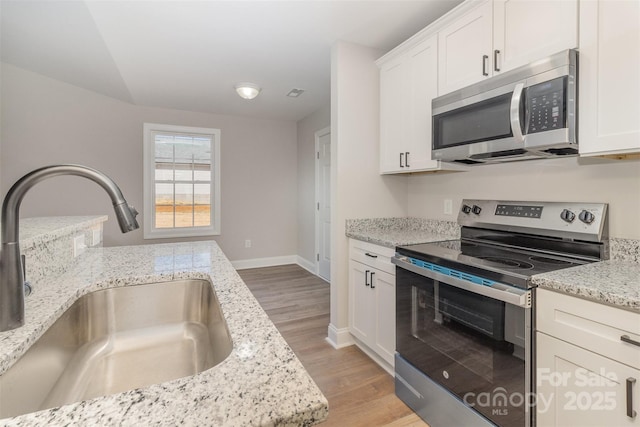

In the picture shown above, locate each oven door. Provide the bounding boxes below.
[394,259,532,427]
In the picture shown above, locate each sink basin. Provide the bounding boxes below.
[0,279,232,418]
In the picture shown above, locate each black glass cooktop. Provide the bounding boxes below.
[396,239,589,289]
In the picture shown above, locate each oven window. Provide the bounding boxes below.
[433,92,513,149]
[396,267,526,427]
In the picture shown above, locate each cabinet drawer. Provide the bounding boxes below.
[537,288,640,369]
[349,239,395,275]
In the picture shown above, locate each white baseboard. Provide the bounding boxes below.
[232,255,298,270]
[296,256,317,275]
[326,323,354,349]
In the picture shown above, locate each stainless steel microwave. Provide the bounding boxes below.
[432,49,577,165]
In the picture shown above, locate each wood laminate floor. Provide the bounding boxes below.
[238,264,428,427]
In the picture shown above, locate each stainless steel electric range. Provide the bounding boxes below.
[392,199,609,427]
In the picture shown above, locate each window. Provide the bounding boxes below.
[143,123,220,239]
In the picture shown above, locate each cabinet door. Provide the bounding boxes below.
[379,56,407,174]
[493,0,578,73]
[537,332,640,426]
[372,269,396,366]
[438,0,492,94]
[578,0,640,156]
[405,35,439,172]
[349,260,375,343]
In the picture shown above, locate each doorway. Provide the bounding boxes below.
[315,127,331,282]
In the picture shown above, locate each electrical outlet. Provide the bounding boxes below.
[444,199,453,215]
[91,228,102,246]
[245,239,252,248]
[73,235,87,257]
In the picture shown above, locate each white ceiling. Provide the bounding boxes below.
[1,0,463,122]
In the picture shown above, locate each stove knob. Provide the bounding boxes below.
[472,205,482,215]
[578,210,596,224]
[560,209,576,223]
[461,204,472,214]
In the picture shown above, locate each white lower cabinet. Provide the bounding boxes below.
[537,333,640,426]
[536,289,640,426]
[348,239,395,370]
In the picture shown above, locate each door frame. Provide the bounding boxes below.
[315,126,331,282]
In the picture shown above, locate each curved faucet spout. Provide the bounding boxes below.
[1,164,139,332]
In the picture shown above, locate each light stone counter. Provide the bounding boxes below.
[345,217,459,248]
[0,241,328,426]
[532,261,640,313]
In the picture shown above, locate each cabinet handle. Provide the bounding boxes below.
[621,335,640,347]
[627,378,637,419]
[494,50,501,72]
[399,152,405,168]
[370,271,375,289]
[365,252,378,259]
[482,55,489,76]
[405,152,410,168]
[365,270,370,287]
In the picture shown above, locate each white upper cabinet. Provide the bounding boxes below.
[438,0,578,94]
[379,55,408,174]
[493,0,578,73]
[379,35,455,174]
[578,0,640,157]
[438,1,493,95]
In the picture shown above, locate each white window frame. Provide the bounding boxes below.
[143,123,221,239]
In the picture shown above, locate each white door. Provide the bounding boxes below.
[438,0,492,94]
[493,0,578,74]
[316,127,331,281]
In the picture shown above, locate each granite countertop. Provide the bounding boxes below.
[0,241,328,426]
[19,216,107,249]
[532,260,640,313]
[345,217,460,248]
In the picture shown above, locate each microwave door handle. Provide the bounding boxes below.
[510,83,525,143]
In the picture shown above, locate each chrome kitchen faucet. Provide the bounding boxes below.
[0,164,139,332]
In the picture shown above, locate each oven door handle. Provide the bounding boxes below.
[392,256,531,308]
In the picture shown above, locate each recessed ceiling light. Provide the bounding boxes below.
[286,88,305,98]
[235,82,261,100]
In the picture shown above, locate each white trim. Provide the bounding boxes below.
[296,256,317,275]
[232,255,298,270]
[326,323,354,349]
[315,126,331,281]
[142,123,221,239]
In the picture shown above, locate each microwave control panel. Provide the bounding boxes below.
[526,76,566,134]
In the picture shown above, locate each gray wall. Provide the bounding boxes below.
[330,41,408,341]
[296,105,330,267]
[407,157,640,239]
[1,63,298,261]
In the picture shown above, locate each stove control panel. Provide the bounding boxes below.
[458,199,608,243]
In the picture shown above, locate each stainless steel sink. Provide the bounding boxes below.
[0,279,232,418]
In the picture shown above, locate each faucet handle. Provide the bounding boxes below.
[20,254,32,296]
